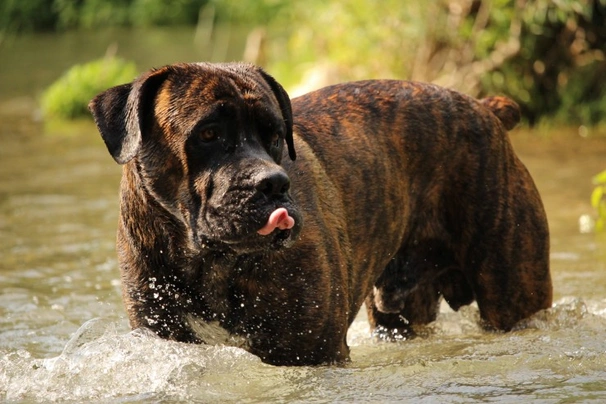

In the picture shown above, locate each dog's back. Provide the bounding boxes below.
[289,80,551,335]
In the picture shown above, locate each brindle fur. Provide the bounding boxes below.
[89,62,552,366]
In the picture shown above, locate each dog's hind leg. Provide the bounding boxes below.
[366,269,475,340]
[365,282,441,340]
[366,239,467,339]
[466,237,552,331]
[465,163,552,331]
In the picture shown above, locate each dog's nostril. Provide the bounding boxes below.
[257,171,291,197]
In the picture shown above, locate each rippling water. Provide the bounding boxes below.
[1,93,606,401]
[2,300,606,402]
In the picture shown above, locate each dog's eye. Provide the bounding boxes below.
[271,133,281,148]
[199,127,219,143]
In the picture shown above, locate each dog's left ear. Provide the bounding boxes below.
[257,69,296,161]
[88,67,170,164]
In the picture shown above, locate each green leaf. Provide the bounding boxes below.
[592,170,606,185]
[591,186,604,209]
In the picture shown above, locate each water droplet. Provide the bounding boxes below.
[145,316,158,325]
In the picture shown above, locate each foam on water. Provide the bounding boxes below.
[2,298,605,403]
[1,318,261,402]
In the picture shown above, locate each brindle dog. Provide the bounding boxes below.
[89,62,552,366]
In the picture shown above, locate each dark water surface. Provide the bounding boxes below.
[1,28,606,403]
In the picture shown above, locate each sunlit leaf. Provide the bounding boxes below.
[591,187,604,209]
[592,170,606,185]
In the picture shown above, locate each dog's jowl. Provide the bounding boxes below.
[89,62,552,366]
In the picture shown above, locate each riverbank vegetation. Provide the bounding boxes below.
[40,56,137,120]
[4,0,604,128]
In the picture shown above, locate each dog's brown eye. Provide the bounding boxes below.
[199,128,219,142]
[271,134,280,148]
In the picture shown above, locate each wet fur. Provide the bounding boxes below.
[89,63,552,366]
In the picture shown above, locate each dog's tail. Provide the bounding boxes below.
[479,96,521,131]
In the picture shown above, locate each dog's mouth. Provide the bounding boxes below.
[195,205,301,254]
[256,207,296,235]
[199,228,297,255]
[270,227,296,248]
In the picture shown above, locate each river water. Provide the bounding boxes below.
[1,28,606,403]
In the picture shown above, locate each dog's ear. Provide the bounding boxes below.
[257,69,296,161]
[88,68,170,164]
[479,96,521,131]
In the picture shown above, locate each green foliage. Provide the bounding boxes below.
[265,0,436,89]
[4,0,606,127]
[0,0,56,32]
[40,57,138,120]
[592,170,606,232]
[223,0,604,127]
[478,0,606,126]
[61,0,133,29]
[1,0,208,31]
[208,0,289,25]
[130,0,207,26]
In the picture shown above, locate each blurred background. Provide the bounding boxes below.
[0,0,605,126]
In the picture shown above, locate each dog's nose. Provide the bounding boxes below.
[256,170,291,197]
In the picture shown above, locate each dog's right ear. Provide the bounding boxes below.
[88,67,170,164]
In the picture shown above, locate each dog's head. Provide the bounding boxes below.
[89,62,301,254]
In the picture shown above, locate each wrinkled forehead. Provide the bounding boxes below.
[153,63,281,135]
[176,63,275,105]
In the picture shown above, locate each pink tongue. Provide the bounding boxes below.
[257,208,295,236]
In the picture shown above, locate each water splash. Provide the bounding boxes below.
[1,318,259,402]
[2,298,606,403]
